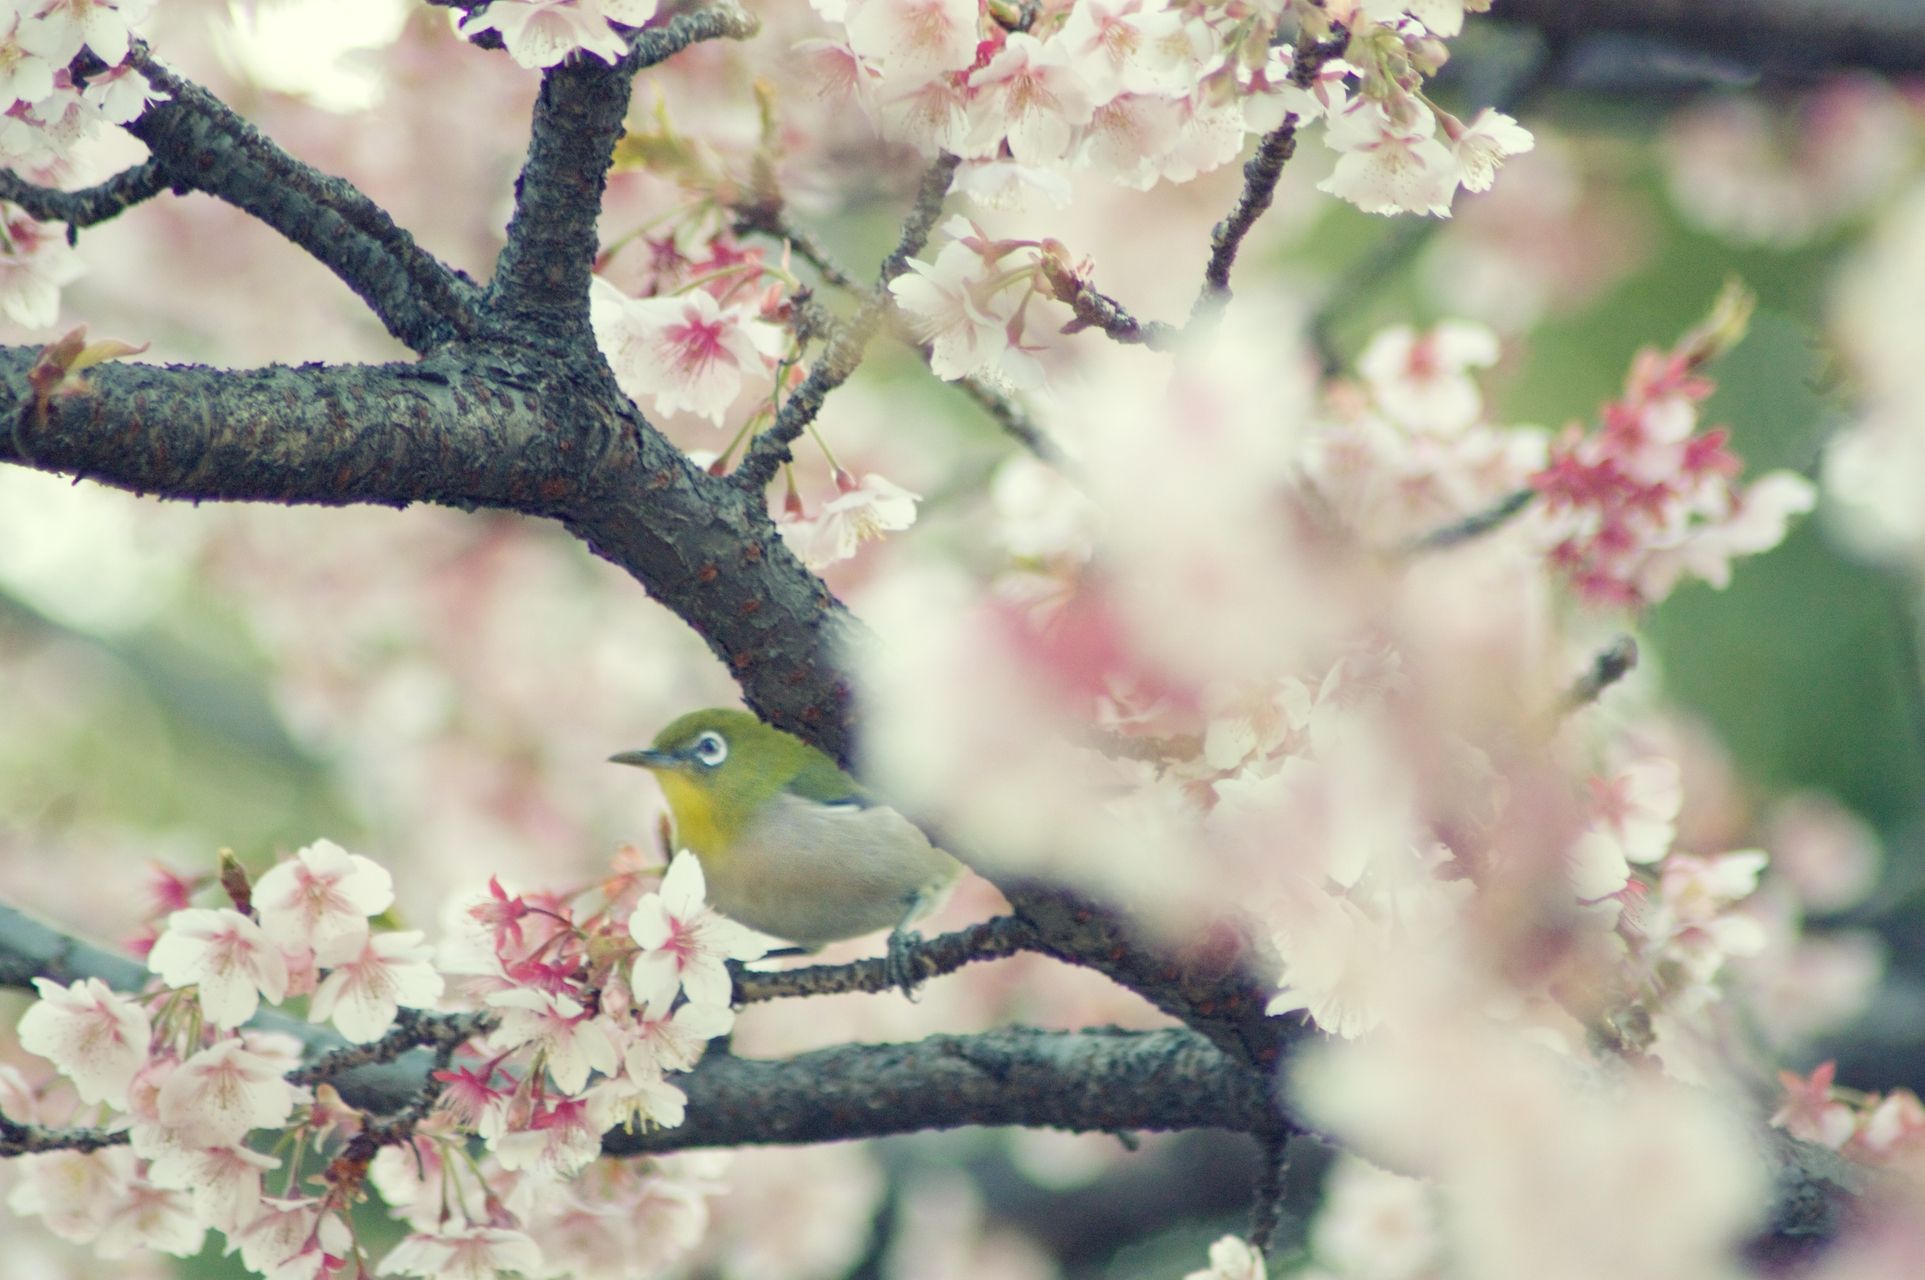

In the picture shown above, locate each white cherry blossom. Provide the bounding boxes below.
[22,0,152,67]
[155,1037,296,1148]
[780,472,922,570]
[17,976,150,1107]
[459,0,654,69]
[592,280,784,425]
[1184,1234,1266,1280]
[0,208,83,329]
[889,238,1026,382]
[253,838,394,965]
[1319,99,1457,218]
[1447,107,1534,193]
[310,930,445,1043]
[629,851,770,1009]
[966,33,1094,167]
[147,907,290,1029]
[843,0,979,78]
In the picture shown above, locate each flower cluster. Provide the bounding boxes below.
[797,0,1528,208]
[1528,311,1816,606]
[887,214,1050,388]
[0,0,160,327]
[4,840,763,1279]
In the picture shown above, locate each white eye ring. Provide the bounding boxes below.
[692,732,728,767]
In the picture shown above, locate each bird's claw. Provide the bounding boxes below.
[885,928,927,1001]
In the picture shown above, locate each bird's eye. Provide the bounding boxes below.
[692,732,728,767]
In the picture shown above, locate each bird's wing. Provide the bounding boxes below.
[783,755,876,811]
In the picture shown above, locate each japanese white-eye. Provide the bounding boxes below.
[610,709,962,981]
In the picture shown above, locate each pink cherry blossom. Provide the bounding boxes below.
[17,976,150,1107]
[1357,320,1500,434]
[253,838,395,965]
[147,907,290,1029]
[309,930,445,1043]
[588,1062,689,1133]
[1772,1063,1855,1149]
[21,0,151,67]
[490,1093,604,1177]
[155,1037,296,1148]
[0,207,84,329]
[628,851,770,1009]
[591,280,784,425]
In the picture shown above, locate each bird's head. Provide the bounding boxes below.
[609,709,817,855]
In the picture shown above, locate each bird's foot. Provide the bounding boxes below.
[885,928,928,1001]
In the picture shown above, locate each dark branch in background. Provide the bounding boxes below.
[1407,488,1536,551]
[124,48,480,353]
[1246,1129,1292,1255]
[0,159,174,241]
[1560,634,1640,713]
[1042,257,1183,350]
[0,1116,129,1157]
[1194,118,1302,320]
[484,6,759,329]
[1493,0,1925,79]
[601,1027,1282,1155]
[731,152,961,492]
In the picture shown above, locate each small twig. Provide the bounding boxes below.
[1246,1128,1293,1254]
[733,153,960,490]
[1560,634,1639,712]
[287,1009,494,1091]
[734,202,864,295]
[1195,120,1302,319]
[952,373,1063,464]
[0,160,174,242]
[733,914,1040,1003]
[1407,488,1536,551]
[1040,255,1183,351]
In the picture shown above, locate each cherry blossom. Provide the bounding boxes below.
[843,0,979,78]
[458,0,655,70]
[627,992,733,1076]
[16,975,150,1106]
[379,1226,544,1280]
[93,1178,203,1260]
[0,207,83,329]
[779,471,922,570]
[22,0,152,67]
[6,1146,135,1243]
[491,1093,604,1177]
[231,1197,351,1280]
[1319,100,1458,218]
[146,907,290,1029]
[628,851,770,1009]
[1772,1062,1856,1149]
[486,987,618,1094]
[144,1142,280,1233]
[1356,320,1500,434]
[253,837,395,965]
[1445,106,1535,193]
[889,235,1036,384]
[155,1037,296,1147]
[0,13,56,107]
[309,929,445,1043]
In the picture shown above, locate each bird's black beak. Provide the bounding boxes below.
[609,747,678,770]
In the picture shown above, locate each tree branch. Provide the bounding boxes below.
[124,49,480,353]
[0,160,174,238]
[0,346,859,750]
[484,6,759,329]
[733,915,1040,1002]
[1494,0,1925,78]
[601,1026,1282,1155]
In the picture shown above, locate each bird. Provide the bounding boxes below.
[610,708,963,993]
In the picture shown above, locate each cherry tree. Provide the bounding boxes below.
[0,0,1923,1277]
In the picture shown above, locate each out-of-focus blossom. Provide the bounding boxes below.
[1356,321,1500,435]
[0,207,83,329]
[1309,1156,1440,1279]
[843,0,978,77]
[1185,1234,1266,1280]
[17,976,150,1107]
[779,471,921,570]
[378,1226,544,1279]
[458,0,658,69]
